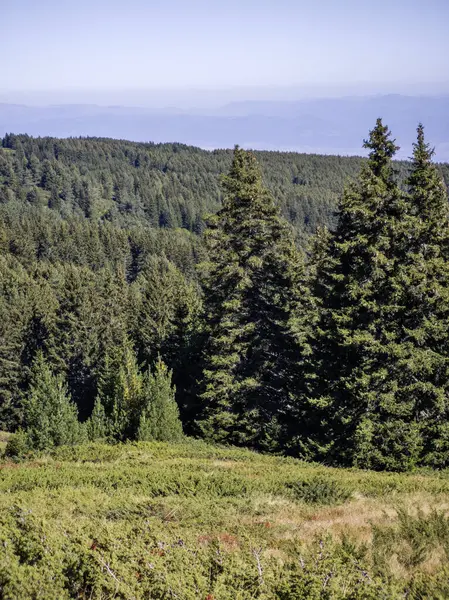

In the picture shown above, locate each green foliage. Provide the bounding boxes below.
[0,257,31,430]
[138,358,183,442]
[134,255,201,365]
[1,133,402,241]
[85,398,109,442]
[286,477,351,505]
[198,147,311,450]
[0,127,449,474]
[20,352,84,452]
[1,441,449,598]
[96,338,144,440]
[133,254,203,426]
[94,346,183,443]
[395,508,449,568]
[307,121,449,470]
[4,428,32,459]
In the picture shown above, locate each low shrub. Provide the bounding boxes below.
[4,429,33,459]
[286,477,352,505]
[1,441,449,598]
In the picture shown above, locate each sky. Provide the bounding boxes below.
[1,0,449,97]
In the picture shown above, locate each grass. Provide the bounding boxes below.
[1,438,449,598]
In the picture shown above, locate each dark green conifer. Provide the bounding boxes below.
[309,121,449,470]
[355,125,449,470]
[135,255,201,367]
[95,338,143,441]
[391,125,449,468]
[198,147,309,450]
[134,255,202,425]
[86,397,109,441]
[308,119,406,467]
[0,257,32,429]
[49,265,102,420]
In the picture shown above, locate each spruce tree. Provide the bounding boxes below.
[86,397,109,441]
[391,125,449,468]
[22,352,83,451]
[308,121,449,470]
[134,255,202,426]
[95,338,143,441]
[49,265,101,420]
[197,147,309,450]
[356,125,449,470]
[135,255,201,369]
[137,358,183,442]
[0,257,32,430]
[308,119,408,468]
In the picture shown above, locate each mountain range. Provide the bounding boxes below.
[1,94,448,160]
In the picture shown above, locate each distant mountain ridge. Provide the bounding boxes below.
[1,94,448,160]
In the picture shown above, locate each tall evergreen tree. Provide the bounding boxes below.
[308,121,449,470]
[49,265,102,420]
[197,147,310,450]
[0,257,31,430]
[134,255,201,368]
[134,255,202,425]
[307,119,408,467]
[390,125,449,468]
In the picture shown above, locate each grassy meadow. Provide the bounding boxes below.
[1,439,449,599]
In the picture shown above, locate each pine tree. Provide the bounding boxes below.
[137,358,183,442]
[22,352,83,451]
[197,147,310,450]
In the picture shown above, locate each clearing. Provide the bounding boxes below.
[1,439,449,598]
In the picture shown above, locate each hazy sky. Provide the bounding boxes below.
[2,0,449,92]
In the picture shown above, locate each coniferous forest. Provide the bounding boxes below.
[1,121,449,472]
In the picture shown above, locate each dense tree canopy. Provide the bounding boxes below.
[1,130,449,471]
[5,133,445,241]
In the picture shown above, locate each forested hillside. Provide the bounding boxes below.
[6,133,448,238]
[1,127,449,471]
